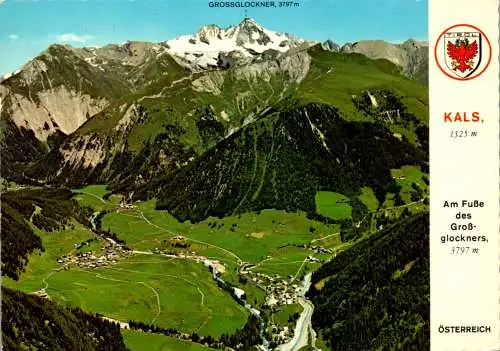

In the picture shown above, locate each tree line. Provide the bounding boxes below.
[1,188,93,280]
[128,314,262,350]
[2,287,127,351]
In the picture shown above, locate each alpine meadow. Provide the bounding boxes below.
[1,11,429,351]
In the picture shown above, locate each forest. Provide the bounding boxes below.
[155,102,427,223]
[2,288,127,351]
[307,213,429,351]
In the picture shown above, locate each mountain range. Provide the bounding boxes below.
[0,18,428,190]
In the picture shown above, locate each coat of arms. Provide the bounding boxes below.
[444,32,482,79]
[435,24,491,81]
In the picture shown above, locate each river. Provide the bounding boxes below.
[277,272,318,351]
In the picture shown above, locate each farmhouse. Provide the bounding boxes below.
[34,289,48,298]
[233,287,246,299]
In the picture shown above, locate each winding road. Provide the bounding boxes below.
[136,210,243,263]
[138,281,161,324]
[76,191,108,204]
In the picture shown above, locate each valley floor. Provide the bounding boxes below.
[4,176,428,350]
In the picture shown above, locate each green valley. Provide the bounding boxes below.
[1,15,430,351]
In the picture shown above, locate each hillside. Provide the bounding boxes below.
[1,188,93,280]
[0,119,47,181]
[27,47,312,189]
[0,42,190,180]
[154,101,426,223]
[149,48,428,223]
[324,39,429,85]
[307,213,429,351]
[2,287,127,351]
[0,44,132,140]
[23,46,427,215]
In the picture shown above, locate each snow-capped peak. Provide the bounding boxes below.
[165,17,306,69]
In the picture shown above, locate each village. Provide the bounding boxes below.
[56,240,133,270]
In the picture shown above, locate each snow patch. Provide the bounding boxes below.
[165,18,305,69]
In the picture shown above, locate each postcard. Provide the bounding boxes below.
[0,0,498,350]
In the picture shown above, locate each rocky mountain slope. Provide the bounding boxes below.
[0,41,190,179]
[28,46,428,203]
[323,39,428,84]
[0,18,426,143]
[28,47,314,189]
[0,44,129,140]
[1,18,428,194]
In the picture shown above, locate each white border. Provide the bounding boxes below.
[429,0,500,350]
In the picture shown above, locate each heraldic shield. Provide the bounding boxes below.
[443,31,482,79]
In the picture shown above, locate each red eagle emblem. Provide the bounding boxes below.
[446,39,478,73]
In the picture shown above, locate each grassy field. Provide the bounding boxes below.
[3,186,122,294]
[122,331,216,351]
[315,192,352,220]
[76,239,102,255]
[382,192,396,208]
[357,187,379,211]
[239,280,267,306]
[271,303,303,327]
[3,218,248,338]
[299,51,428,121]
[102,201,339,265]
[381,166,428,206]
[41,255,247,337]
[383,201,428,219]
[392,166,428,203]
[98,199,341,312]
[311,231,343,250]
[394,166,428,189]
[298,50,428,144]
[73,184,110,198]
[251,246,320,279]
[73,184,122,211]
[100,199,341,303]
[4,184,343,342]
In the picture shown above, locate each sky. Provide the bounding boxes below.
[0,0,428,76]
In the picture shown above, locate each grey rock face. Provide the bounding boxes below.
[322,39,428,84]
[322,40,340,52]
